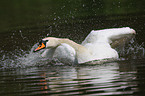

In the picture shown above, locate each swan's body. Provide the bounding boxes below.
[41,37,94,64]
[34,27,136,64]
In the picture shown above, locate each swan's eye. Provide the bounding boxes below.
[39,40,42,45]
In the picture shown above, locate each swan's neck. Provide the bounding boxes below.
[58,39,86,52]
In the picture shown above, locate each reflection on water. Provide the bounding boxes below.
[0,0,145,95]
[0,62,139,95]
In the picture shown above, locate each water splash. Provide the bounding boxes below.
[117,38,144,60]
[0,42,66,70]
[0,44,45,70]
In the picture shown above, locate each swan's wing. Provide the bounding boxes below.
[82,27,136,47]
[53,43,77,64]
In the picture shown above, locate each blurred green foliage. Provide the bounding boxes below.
[0,0,144,32]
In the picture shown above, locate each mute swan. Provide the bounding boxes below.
[33,27,136,64]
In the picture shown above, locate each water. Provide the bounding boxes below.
[0,0,145,95]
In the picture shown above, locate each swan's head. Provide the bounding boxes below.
[33,37,60,52]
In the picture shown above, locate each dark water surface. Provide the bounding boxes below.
[0,0,145,96]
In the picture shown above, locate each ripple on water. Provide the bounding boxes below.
[0,61,140,95]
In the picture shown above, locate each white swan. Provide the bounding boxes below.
[33,27,136,64]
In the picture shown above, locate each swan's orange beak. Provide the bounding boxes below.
[34,43,46,52]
